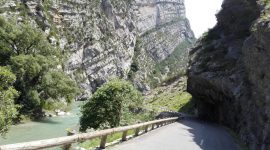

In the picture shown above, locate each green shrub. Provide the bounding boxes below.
[80,79,143,131]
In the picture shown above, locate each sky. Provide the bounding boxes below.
[185,0,223,38]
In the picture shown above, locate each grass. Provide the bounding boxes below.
[79,129,134,149]
[146,91,193,113]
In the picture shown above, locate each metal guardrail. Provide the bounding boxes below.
[0,117,179,150]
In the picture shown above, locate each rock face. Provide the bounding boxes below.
[0,0,194,97]
[132,0,195,90]
[188,0,270,149]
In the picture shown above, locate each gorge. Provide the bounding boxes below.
[0,0,194,146]
[1,0,270,150]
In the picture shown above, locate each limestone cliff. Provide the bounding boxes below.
[132,0,195,90]
[0,0,194,98]
[188,0,270,149]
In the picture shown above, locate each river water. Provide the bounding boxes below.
[0,102,84,145]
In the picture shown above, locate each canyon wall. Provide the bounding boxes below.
[188,0,270,149]
[132,0,195,90]
[0,0,194,98]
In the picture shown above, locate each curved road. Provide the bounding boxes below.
[109,118,240,150]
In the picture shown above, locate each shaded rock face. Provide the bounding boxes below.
[188,0,270,149]
[0,0,194,96]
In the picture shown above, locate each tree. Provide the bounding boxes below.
[0,17,56,65]
[0,17,80,118]
[0,67,19,135]
[80,79,143,131]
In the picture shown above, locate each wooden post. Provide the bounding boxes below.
[122,131,128,141]
[135,127,140,136]
[63,129,76,150]
[144,125,148,133]
[152,124,155,130]
[100,135,108,149]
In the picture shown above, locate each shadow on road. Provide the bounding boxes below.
[176,117,239,150]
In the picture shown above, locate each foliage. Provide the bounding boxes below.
[0,67,19,135]
[128,38,141,80]
[200,27,220,43]
[216,0,259,38]
[41,71,79,104]
[80,79,143,131]
[0,17,79,119]
[145,77,195,114]
[0,17,57,65]
[147,91,193,113]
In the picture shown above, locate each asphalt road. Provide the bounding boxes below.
[109,118,240,150]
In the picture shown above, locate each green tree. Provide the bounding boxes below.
[0,67,19,135]
[0,17,56,65]
[41,71,80,104]
[80,79,143,131]
[0,17,80,118]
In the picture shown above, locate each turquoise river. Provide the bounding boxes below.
[0,102,84,145]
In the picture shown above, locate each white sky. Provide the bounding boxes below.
[185,0,223,38]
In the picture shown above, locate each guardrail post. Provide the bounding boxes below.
[144,125,148,133]
[63,129,75,150]
[152,124,155,130]
[100,135,108,149]
[135,127,140,136]
[122,131,128,141]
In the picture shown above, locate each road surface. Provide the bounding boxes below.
[109,118,240,150]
